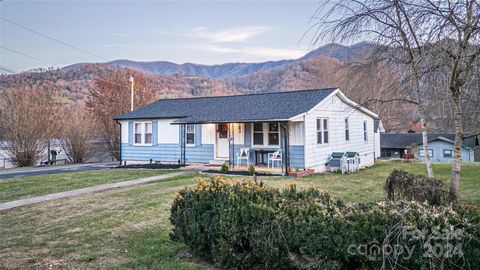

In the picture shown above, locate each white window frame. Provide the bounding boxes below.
[185,124,195,146]
[133,121,153,146]
[267,123,280,146]
[345,118,350,142]
[443,149,453,158]
[251,122,280,147]
[419,149,433,157]
[317,118,329,145]
[363,120,368,143]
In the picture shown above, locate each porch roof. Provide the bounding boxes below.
[114,88,337,123]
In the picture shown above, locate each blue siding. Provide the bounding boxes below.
[122,143,214,163]
[123,121,304,167]
[418,141,473,162]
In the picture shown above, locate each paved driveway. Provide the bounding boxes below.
[0,162,118,180]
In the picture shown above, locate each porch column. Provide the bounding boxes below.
[228,123,235,169]
[281,122,290,175]
[180,124,186,165]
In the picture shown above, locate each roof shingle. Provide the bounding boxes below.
[114,88,338,123]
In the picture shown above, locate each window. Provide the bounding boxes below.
[317,118,329,144]
[134,123,142,144]
[253,123,264,145]
[134,122,153,145]
[419,149,433,157]
[186,124,195,145]
[363,121,368,142]
[443,149,453,158]
[268,123,279,145]
[144,123,152,144]
[345,118,350,142]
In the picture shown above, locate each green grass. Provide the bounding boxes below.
[263,161,480,205]
[0,161,478,269]
[0,173,204,269]
[0,169,177,203]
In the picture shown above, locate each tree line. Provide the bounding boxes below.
[0,68,156,167]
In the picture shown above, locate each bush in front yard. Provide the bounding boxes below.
[170,177,480,269]
[385,169,449,206]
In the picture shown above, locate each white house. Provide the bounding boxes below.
[114,88,379,172]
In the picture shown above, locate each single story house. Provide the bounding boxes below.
[114,88,380,173]
[380,133,478,162]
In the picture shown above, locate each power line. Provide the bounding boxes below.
[0,45,55,66]
[0,16,108,61]
[0,65,17,74]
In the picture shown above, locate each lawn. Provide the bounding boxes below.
[0,161,478,269]
[266,161,480,204]
[0,169,177,203]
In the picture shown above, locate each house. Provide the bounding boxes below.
[374,119,385,159]
[113,88,379,173]
[380,133,478,162]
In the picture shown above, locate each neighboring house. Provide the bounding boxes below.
[114,88,380,173]
[0,139,67,169]
[380,133,478,162]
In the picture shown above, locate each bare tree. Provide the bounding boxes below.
[0,87,62,167]
[312,0,480,201]
[311,0,436,177]
[60,106,97,163]
[421,1,480,202]
[85,69,156,160]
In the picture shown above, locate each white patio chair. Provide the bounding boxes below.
[267,149,282,168]
[236,148,250,168]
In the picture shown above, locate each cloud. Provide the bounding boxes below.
[191,26,271,43]
[186,44,308,60]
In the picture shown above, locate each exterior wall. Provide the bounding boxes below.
[304,94,376,172]
[121,120,305,168]
[418,140,474,162]
[374,131,381,159]
[121,119,214,163]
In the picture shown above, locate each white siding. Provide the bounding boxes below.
[374,131,381,159]
[304,94,376,172]
[232,123,244,145]
[158,119,179,144]
[202,124,216,144]
[289,122,305,146]
[120,121,129,144]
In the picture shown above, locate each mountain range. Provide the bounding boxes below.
[63,42,374,79]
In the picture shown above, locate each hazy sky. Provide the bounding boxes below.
[0,1,324,73]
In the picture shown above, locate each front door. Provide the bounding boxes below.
[216,124,229,159]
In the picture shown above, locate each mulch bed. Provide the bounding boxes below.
[201,170,282,177]
[115,163,186,169]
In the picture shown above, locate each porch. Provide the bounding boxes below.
[177,121,293,175]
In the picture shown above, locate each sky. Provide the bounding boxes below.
[0,0,325,73]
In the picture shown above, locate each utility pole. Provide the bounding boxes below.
[129,76,134,111]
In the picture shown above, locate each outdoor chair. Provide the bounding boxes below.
[236,148,250,168]
[267,149,282,168]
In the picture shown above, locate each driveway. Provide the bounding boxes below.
[0,162,118,180]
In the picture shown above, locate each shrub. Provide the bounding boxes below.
[385,169,449,206]
[248,164,256,176]
[171,177,480,269]
[220,163,228,173]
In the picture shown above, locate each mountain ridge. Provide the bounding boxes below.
[61,42,375,79]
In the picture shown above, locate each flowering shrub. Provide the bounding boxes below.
[170,177,479,269]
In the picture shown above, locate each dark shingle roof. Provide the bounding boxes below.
[380,133,478,149]
[114,88,338,123]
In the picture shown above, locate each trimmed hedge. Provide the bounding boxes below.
[170,177,480,269]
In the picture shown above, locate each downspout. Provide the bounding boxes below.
[116,121,122,166]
